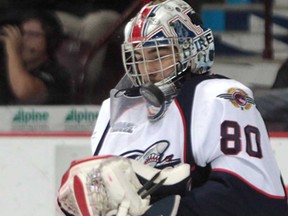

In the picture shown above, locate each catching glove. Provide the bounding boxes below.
[57,155,190,216]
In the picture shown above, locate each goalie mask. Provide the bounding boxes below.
[121,0,215,108]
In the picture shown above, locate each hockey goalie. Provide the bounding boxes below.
[58,0,288,215]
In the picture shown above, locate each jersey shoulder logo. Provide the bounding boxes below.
[217,88,255,110]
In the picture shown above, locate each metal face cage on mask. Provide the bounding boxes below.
[122,37,195,87]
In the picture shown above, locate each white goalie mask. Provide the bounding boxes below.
[121,0,215,107]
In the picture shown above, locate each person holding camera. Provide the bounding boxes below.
[0,9,72,104]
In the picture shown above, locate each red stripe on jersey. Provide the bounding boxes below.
[174,100,187,163]
[131,6,153,39]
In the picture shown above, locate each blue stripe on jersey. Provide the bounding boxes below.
[177,171,288,216]
[176,73,227,168]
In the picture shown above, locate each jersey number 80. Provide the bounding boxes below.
[220,120,262,158]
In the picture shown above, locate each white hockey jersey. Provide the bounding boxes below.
[91,74,288,215]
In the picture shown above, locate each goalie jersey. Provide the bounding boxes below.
[91,74,288,215]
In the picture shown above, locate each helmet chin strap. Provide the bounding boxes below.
[139,61,185,107]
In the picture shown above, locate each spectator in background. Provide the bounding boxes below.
[0,9,72,105]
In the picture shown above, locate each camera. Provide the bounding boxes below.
[0,30,6,36]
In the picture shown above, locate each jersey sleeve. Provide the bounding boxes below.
[90,98,110,154]
[179,78,288,215]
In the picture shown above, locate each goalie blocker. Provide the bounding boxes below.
[57,155,191,216]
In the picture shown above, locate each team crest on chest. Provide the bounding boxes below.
[217,88,255,110]
[120,140,181,169]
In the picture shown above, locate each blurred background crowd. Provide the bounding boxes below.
[0,0,287,130]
